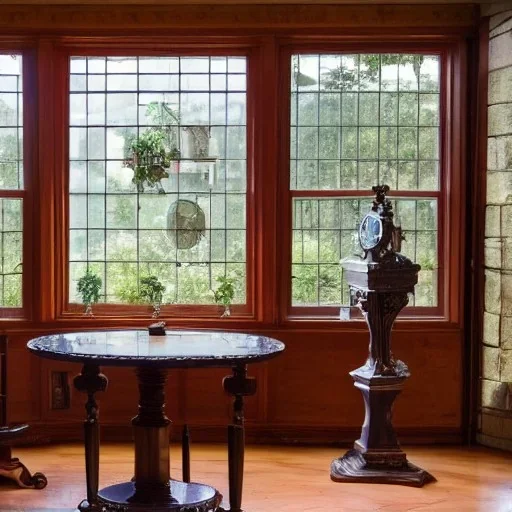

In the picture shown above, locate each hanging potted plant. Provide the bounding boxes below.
[139,275,166,318]
[213,275,235,318]
[125,129,180,194]
[77,269,102,316]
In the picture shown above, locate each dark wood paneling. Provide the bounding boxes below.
[6,328,462,443]
[266,330,462,428]
[266,333,364,426]
[8,342,39,422]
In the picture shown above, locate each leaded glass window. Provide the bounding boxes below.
[290,54,440,308]
[69,56,247,307]
[0,55,23,309]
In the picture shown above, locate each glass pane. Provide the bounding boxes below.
[0,55,23,310]
[0,55,23,190]
[69,55,247,306]
[0,198,22,306]
[290,53,440,192]
[292,197,438,307]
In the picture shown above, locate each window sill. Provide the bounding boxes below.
[283,314,460,331]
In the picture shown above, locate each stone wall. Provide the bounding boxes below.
[480,6,512,451]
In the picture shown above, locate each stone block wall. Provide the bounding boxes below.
[480,6,512,451]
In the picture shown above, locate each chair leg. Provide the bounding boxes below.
[182,424,191,483]
[0,444,48,489]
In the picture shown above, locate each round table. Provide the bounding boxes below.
[27,330,285,512]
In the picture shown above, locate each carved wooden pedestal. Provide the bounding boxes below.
[331,291,435,487]
[332,185,435,487]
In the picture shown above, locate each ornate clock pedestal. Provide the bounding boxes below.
[331,186,435,488]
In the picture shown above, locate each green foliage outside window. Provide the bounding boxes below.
[69,56,248,309]
[291,53,440,307]
[0,55,23,309]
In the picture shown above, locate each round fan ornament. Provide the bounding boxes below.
[166,199,206,250]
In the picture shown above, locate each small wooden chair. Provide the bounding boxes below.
[0,335,47,489]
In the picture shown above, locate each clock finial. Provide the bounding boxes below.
[372,184,390,203]
[358,184,408,263]
[371,184,393,222]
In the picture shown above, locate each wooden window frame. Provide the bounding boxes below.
[277,38,468,325]
[52,39,264,324]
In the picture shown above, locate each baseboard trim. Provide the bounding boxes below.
[11,422,462,446]
[476,433,512,452]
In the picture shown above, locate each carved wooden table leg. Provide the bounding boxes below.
[74,364,108,511]
[220,365,256,512]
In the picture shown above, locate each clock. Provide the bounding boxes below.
[359,212,383,251]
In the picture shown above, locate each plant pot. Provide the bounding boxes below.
[132,157,170,194]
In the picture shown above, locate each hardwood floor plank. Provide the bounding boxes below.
[0,444,510,511]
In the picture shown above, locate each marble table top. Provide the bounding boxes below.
[27,329,285,368]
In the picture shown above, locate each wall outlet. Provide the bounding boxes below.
[50,371,70,410]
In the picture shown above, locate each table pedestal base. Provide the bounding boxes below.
[97,480,222,512]
[330,449,435,487]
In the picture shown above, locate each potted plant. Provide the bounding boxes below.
[77,269,102,316]
[139,275,166,318]
[213,275,235,318]
[125,129,180,193]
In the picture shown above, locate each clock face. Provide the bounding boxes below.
[359,213,383,250]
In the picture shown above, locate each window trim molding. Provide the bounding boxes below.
[53,42,260,321]
[0,4,479,34]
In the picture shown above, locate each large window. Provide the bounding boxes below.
[0,35,462,323]
[68,56,247,311]
[289,54,440,313]
[0,54,23,314]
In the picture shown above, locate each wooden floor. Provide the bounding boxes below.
[0,443,510,511]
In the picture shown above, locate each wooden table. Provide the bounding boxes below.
[27,330,285,512]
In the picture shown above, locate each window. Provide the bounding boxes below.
[68,55,248,313]
[288,53,441,315]
[0,54,23,316]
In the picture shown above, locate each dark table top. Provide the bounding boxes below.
[27,330,285,369]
